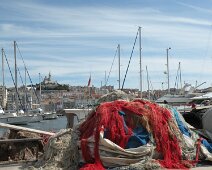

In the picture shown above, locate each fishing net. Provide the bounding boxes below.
[30,128,80,170]
[25,91,212,169]
[97,90,134,104]
[110,159,162,170]
[79,99,196,169]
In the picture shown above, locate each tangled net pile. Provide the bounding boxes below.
[30,128,80,170]
[29,91,212,170]
[79,99,195,170]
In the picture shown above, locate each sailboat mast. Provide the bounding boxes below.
[146,66,150,100]
[179,62,182,89]
[2,49,4,88]
[14,41,18,113]
[104,71,106,87]
[118,44,121,89]
[39,73,41,105]
[25,66,27,111]
[2,48,5,108]
[166,47,171,94]
[139,26,142,98]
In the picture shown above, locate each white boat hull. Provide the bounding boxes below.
[43,112,58,120]
[0,115,33,125]
[29,114,43,123]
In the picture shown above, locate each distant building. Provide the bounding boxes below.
[42,72,58,89]
[62,98,75,109]
[122,88,139,96]
[101,85,114,92]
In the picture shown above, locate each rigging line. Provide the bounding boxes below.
[17,67,30,108]
[105,45,118,86]
[177,68,180,90]
[179,63,182,89]
[146,66,150,100]
[199,25,212,81]
[147,72,155,98]
[121,28,139,90]
[174,65,180,90]
[16,42,40,102]
[174,62,182,93]
[3,50,24,110]
[146,69,155,99]
[149,79,156,100]
[149,78,154,92]
[17,67,25,89]
[203,25,212,60]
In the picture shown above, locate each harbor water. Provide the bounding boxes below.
[0,116,68,137]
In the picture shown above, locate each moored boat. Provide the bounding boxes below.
[0,112,33,125]
[42,112,58,120]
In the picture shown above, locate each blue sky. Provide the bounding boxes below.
[0,0,212,90]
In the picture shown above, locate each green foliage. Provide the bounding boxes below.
[54,84,69,91]
[35,83,69,91]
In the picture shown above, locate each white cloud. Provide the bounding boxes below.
[1,0,212,89]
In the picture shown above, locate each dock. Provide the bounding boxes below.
[60,108,91,128]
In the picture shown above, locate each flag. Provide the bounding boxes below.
[87,75,91,87]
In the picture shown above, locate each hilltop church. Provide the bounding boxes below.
[42,72,58,89]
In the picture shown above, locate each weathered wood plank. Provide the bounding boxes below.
[0,138,42,143]
[0,123,55,136]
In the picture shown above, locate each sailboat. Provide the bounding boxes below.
[155,58,203,106]
[27,103,44,123]
[14,41,44,123]
[0,42,33,125]
[22,75,43,123]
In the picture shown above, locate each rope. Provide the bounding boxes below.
[195,138,203,163]
[16,42,40,103]
[122,28,139,90]
[105,45,118,86]
[17,67,30,110]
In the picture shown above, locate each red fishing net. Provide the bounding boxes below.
[79,99,193,169]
